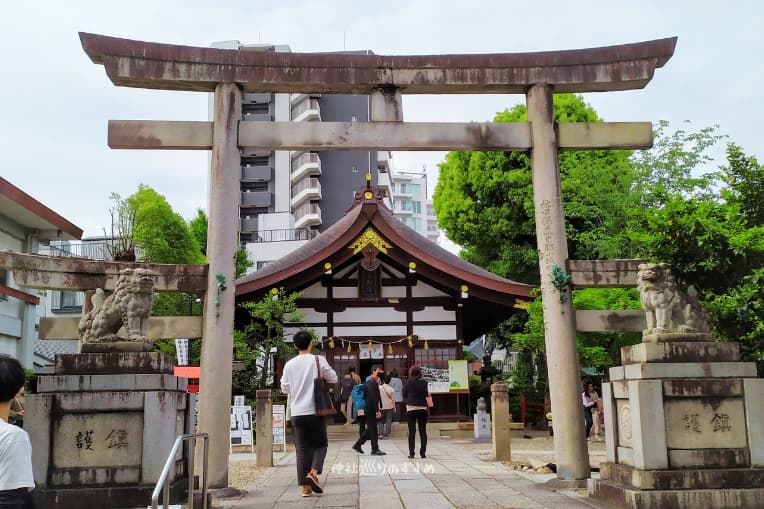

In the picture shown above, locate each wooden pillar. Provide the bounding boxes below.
[526,84,589,479]
[491,381,511,461]
[255,390,273,467]
[198,82,242,488]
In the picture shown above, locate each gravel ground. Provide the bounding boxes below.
[454,430,607,471]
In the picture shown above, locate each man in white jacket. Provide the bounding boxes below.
[281,331,337,498]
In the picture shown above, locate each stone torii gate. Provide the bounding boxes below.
[79,32,676,486]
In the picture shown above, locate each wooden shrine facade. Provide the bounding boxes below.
[235,181,533,417]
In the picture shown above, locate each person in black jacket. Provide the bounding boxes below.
[352,364,386,455]
[403,365,430,459]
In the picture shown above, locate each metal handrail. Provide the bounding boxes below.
[151,433,209,509]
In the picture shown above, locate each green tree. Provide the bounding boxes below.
[187,208,253,278]
[433,94,633,284]
[233,289,303,399]
[189,208,208,255]
[127,185,204,265]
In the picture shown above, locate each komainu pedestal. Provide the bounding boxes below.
[589,334,764,508]
[27,352,191,509]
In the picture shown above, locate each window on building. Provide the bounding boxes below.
[415,347,455,371]
[256,261,274,270]
[402,217,422,231]
[399,183,421,199]
[399,200,421,213]
[0,269,7,301]
[52,291,83,311]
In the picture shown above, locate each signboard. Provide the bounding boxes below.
[448,360,469,392]
[272,404,286,451]
[421,366,450,393]
[233,395,245,407]
[230,405,254,452]
[174,338,189,366]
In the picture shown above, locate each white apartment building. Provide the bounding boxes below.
[390,171,440,244]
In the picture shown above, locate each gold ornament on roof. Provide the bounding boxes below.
[349,228,393,255]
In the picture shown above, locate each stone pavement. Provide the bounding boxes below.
[221,437,603,509]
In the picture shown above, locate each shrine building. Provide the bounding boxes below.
[235,179,533,418]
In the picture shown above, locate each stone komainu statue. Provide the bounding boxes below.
[636,262,709,335]
[78,268,155,344]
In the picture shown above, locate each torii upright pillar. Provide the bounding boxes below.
[527,84,589,479]
[197,82,242,488]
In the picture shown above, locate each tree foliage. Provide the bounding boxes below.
[127,185,204,265]
[233,290,303,400]
[433,94,633,284]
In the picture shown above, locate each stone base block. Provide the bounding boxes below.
[617,361,757,380]
[643,332,713,343]
[36,478,187,509]
[54,352,175,375]
[589,478,764,509]
[600,462,764,490]
[621,341,739,364]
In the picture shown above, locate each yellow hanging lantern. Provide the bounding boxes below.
[387,343,393,355]
[424,340,429,350]
[328,337,335,349]
[368,340,373,352]
[347,342,352,353]
[407,336,413,348]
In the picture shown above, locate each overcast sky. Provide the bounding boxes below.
[2,1,762,240]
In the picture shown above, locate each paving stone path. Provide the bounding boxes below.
[221,437,602,509]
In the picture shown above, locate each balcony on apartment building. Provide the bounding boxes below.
[241,190,273,208]
[291,177,322,208]
[242,165,272,182]
[293,202,322,229]
[242,93,273,122]
[291,95,321,122]
[242,228,318,243]
[291,152,322,182]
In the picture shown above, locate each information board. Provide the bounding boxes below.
[272,404,286,451]
[448,359,469,392]
[421,366,450,393]
[230,405,254,452]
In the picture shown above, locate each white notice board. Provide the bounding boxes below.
[272,404,286,451]
[230,405,254,453]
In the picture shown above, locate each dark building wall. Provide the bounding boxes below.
[317,94,378,230]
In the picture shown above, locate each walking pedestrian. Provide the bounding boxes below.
[582,380,597,442]
[280,331,338,498]
[587,382,602,442]
[8,388,24,429]
[403,365,429,459]
[0,355,35,507]
[352,364,385,455]
[339,368,356,426]
[378,374,395,438]
[388,369,403,422]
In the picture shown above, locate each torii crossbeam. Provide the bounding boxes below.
[80,32,676,486]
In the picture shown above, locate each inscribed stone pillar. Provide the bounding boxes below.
[491,382,511,461]
[198,82,242,488]
[526,84,589,479]
[256,390,273,467]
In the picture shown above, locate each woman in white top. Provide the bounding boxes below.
[0,354,35,507]
[280,331,337,498]
[582,380,598,442]
[378,374,395,438]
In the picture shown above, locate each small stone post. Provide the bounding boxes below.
[491,382,511,461]
[255,390,273,467]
